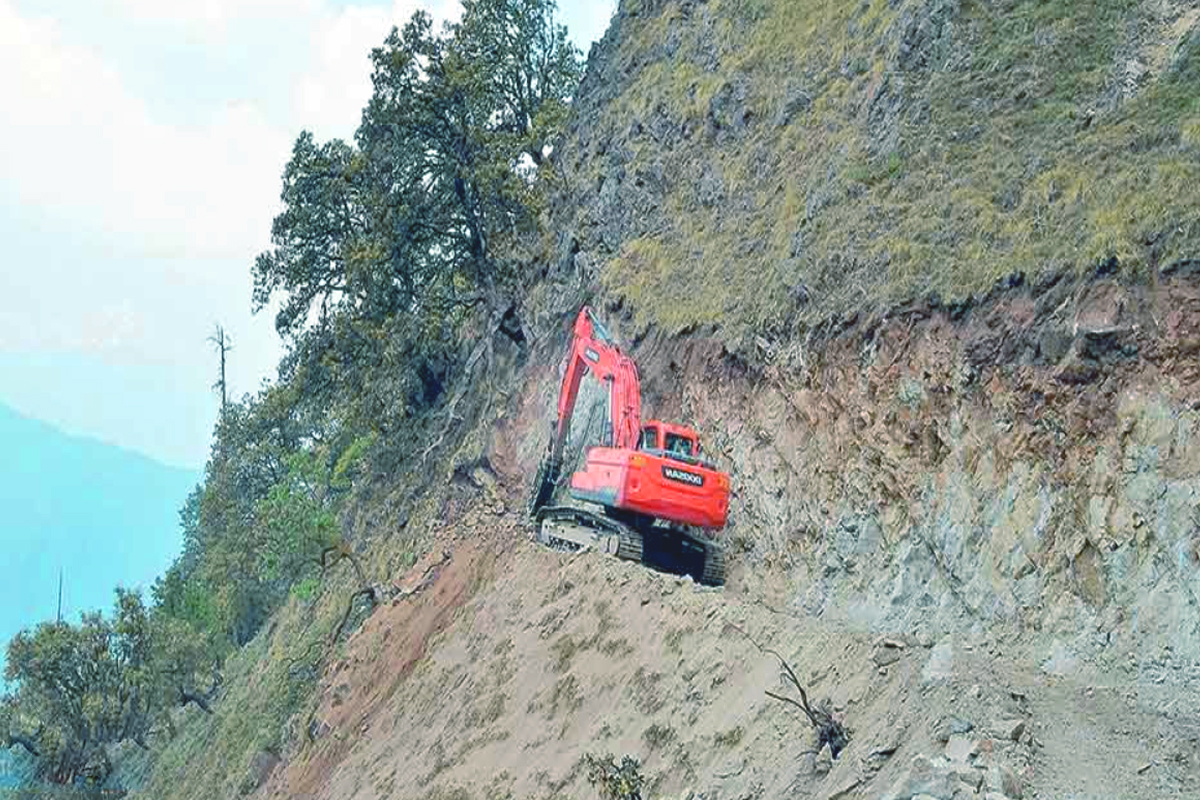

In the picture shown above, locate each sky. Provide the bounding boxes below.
[0,0,616,469]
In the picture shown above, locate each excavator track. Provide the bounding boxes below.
[699,538,726,586]
[535,505,643,562]
[533,505,724,586]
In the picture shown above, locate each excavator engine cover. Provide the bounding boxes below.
[569,447,729,530]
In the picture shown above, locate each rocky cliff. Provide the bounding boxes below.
[540,0,1200,687]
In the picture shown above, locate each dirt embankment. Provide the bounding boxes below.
[246,266,1200,800]
[256,527,1197,800]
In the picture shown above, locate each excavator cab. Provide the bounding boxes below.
[640,422,705,461]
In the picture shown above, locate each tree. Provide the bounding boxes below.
[152,616,221,716]
[151,381,351,649]
[454,0,583,165]
[254,451,341,591]
[3,591,160,784]
[252,135,373,340]
[208,325,233,413]
[251,0,581,434]
[1,694,41,758]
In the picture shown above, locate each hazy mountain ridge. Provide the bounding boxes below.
[0,402,197,655]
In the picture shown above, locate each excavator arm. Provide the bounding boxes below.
[550,307,642,459]
[531,307,642,514]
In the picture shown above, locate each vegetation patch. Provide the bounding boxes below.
[714,726,745,747]
[547,675,584,719]
[583,754,645,800]
[641,723,676,751]
[629,667,666,715]
[579,0,1200,344]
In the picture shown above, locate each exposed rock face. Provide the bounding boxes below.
[521,4,1200,795]
[638,271,1200,669]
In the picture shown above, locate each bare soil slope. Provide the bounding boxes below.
[256,520,1199,800]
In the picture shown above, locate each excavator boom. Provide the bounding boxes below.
[548,307,642,461]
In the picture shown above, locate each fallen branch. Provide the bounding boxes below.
[727,624,850,757]
[5,731,41,757]
[329,587,379,648]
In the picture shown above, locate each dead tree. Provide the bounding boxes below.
[207,325,233,413]
[178,662,223,715]
[728,624,851,758]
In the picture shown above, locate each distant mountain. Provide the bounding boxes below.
[0,749,25,787]
[0,402,198,661]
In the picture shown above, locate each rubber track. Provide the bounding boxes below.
[536,506,643,562]
[537,506,726,586]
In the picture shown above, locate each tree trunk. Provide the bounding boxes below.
[178,688,213,715]
[7,732,40,757]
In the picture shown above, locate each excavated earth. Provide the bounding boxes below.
[251,268,1200,800]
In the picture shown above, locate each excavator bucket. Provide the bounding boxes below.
[528,452,561,518]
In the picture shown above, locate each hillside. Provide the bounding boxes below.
[550,0,1200,345]
[0,402,196,653]
[85,2,1200,800]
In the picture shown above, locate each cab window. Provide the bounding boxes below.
[664,433,694,457]
[641,427,659,450]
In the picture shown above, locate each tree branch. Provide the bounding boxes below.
[6,732,41,757]
[725,623,851,756]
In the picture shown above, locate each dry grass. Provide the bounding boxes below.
[586,0,1200,342]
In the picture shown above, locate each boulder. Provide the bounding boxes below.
[992,718,1027,741]
[879,754,977,800]
[935,716,974,742]
[984,764,1023,799]
[873,638,907,667]
[922,638,954,685]
[943,735,980,763]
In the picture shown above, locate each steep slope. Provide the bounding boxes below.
[0,402,197,652]
[253,536,1195,800]
[550,0,1200,345]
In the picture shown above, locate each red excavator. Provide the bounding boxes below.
[528,306,730,584]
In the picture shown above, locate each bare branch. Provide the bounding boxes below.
[725,623,850,757]
[329,588,379,648]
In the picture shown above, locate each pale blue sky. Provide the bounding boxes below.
[0,0,615,468]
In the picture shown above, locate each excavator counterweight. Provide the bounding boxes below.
[529,307,730,585]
